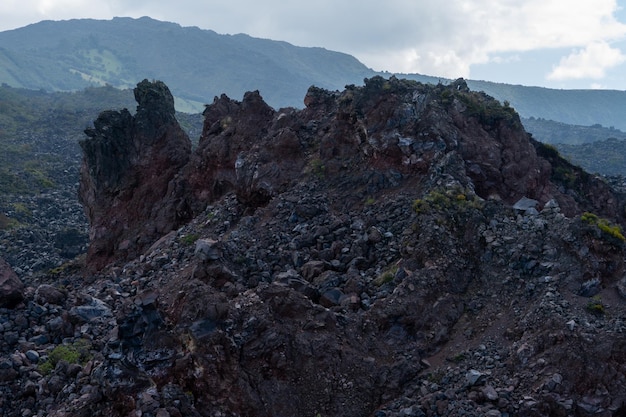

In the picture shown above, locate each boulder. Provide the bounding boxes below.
[0,258,24,308]
[35,284,67,305]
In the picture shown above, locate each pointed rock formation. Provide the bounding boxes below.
[79,79,192,270]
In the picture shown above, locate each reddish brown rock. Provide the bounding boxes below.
[79,79,192,270]
[79,76,625,272]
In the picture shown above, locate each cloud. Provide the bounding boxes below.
[547,42,626,80]
[211,0,626,79]
[361,0,626,77]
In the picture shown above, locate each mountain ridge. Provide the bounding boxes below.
[1,16,626,130]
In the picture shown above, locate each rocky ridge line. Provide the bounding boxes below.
[0,77,625,416]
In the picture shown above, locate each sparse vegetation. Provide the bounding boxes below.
[435,80,521,129]
[48,256,84,276]
[457,91,521,128]
[581,212,625,242]
[38,340,92,375]
[586,295,605,315]
[181,233,200,246]
[11,202,32,219]
[309,158,326,178]
[412,186,483,215]
[451,353,466,363]
[373,264,398,286]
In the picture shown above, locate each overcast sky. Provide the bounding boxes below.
[1,0,626,90]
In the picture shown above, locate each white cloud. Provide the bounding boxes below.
[547,42,626,80]
[375,0,626,77]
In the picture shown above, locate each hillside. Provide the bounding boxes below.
[1,77,626,416]
[556,138,626,176]
[1,17,626,131]
[1,78,625,282]
[0,16,372,111]
[521,118,626,145]
[467,80,626,131]
[516,118,626,176]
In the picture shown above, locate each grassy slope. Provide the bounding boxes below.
[0,17,371,110]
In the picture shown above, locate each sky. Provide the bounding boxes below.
[1,0,626,90]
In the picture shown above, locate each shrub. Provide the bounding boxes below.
[581,212,625,241]
[373,265,398,286]
[454,91,521,128]
[309,158,326,178]
[586,296,605,315]
[11,202,32,219]
[180,233,200,246]
[412,186,483,215]
[38,340,92,375]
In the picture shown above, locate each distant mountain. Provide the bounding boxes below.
[521,117,626,145]
[467,80,626,131]
[553,138,626,176]
[1,16,626,131]
[0,17,372,111]
[516,118,626,176]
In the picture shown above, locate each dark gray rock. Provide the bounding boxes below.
[0,258,24,308]
[194,238,221,261]
[466,369,484,386]
[69,296,113,322]
[25,350,39,363]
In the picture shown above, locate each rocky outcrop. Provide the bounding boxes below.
[79,79,192,270]
[0,257,23,308]
[42,76,626,416]
[185,90,291,209]
[79,77,625,270]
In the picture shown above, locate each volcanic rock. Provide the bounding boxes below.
[79,79,192,270]
[79,77,625,272]
[13,76,623,417]
[0,257,24,308]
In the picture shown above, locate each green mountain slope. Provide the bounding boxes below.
[0,17,372,110]
[555,138,626,176]
[1,17,625,130]
[520,118,626,176]
[468,80,626,130]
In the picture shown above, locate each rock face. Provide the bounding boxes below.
[79,79,192,270]
[0,257,23,308]
[79,77,625,271]
[12,76,621,416]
